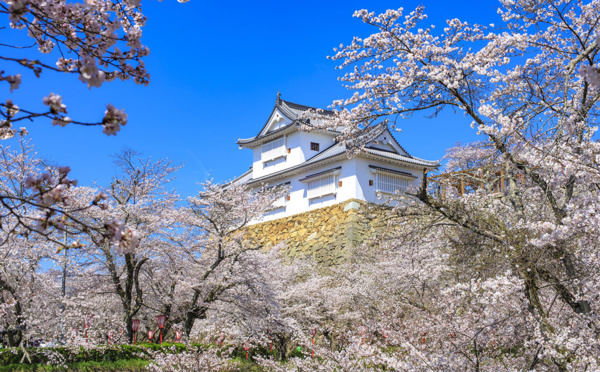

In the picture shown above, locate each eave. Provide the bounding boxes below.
[237,123,300,148]
[247,152,346,186]
[237,124,342,149]
[246,147,438,187]
[362,148,439,169]
[368,165,417,179]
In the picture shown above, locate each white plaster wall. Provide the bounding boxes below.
[249,155,433,224]
[256,157,360,223]
[251,132,299,179]
[243,124,432,223]
[247,154,431,224]
[298,131,336,162]
[286,131,305,168]
[269,110,292,132]
[354,156,423,203]
[251,130,337,181]
[251,145,263,178]
[371,131,408,156]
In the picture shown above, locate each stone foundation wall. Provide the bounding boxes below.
[244,199,386,265]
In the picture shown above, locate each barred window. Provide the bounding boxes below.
[307,175,336,199]
[261,137,286,162]
[271,195,286,209]
[310,142,320,151]
[376,173,409,194]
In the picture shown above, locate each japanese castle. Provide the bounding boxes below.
[233,93,439,221]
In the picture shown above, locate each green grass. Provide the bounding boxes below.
[231,357,266,372]
[0,359,150,372]
[0,345,272,371]
[0,358,268,372]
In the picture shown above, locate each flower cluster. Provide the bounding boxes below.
[42,93,67,114]
[79,56,106,89]
[105,218,140,253]
[24,166,77,208]
[2,0,151,137]
[580,64,600,89]
[92,191,109,210]
[6,0,28,25]
[102,104,128,136]
[1,99,21,139]
[1,73,22,93]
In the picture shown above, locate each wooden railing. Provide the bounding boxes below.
[429,167,524,198]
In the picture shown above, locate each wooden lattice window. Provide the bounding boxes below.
[261,137,286,162]
[375,173,409,194]
[307,175,336,199]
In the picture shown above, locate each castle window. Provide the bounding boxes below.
[262,136,286,162]
[307,175,336,199]
[300,167,341,199]
[264,194,287,216]
[375,173,409,194]
[265,182,290,213]
[369,165,415,194]
[271,195,286,209]
[310,142,320,151]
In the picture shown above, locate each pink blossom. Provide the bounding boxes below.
[43,93,67,114]
[6,74,21,93]
[102,104,127,135]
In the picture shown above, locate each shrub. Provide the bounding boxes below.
[0,343,204,366]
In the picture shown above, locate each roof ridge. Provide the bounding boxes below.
[364,124,412,158]
[278,101,299,120]
[386,126,412,158]
[281,99,334,115]
[364,147,439,166]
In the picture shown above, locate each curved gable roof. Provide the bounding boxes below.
[237,93,335,146]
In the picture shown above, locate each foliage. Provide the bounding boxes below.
[0,0,158,253]
[291,0,600,370]
[0,344,277,371]
[0,359,149,372]
[5,0,600,370]
[0,343,202,365]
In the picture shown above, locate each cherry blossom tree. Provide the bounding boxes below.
[0,233,56,347]
[0,0,174,252]
[150,181,288,339]
[62,149,180,344]
[298,0,600,369]
[0,0,151,138]
[147,346,236,372]
[0,136,80,347]
[0,133,105,249]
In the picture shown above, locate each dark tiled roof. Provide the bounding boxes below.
[237,94,335,146]
[368,165,416,178]
[387,127,412,158]
[365,144,411,158]
[227,167,253,187]
[363,148,439,167]
[281,100,334,116]
[263,181,291,190]
[299,167,342,182]
[359,123,412,158]
[237,122,298,145]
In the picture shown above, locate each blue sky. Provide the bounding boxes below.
[4,0,499,198]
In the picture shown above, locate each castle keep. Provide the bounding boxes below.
[234,94,439,259]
